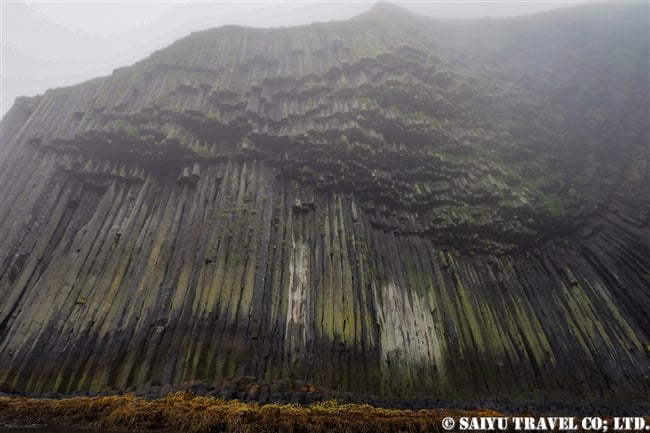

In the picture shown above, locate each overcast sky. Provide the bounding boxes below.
[1,1,588,118]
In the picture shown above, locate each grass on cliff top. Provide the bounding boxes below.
[0,391,502,433]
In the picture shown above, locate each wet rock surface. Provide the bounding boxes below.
[0,3,648,403]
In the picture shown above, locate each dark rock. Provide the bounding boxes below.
[0,1,647,408]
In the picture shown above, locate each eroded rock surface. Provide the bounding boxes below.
[0,3,648,401]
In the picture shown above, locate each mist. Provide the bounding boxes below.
[2,1,586,118]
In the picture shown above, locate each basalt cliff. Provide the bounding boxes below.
[0,3,648,403]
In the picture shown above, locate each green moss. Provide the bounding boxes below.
[534,188,566,219]
[195,146,212,157]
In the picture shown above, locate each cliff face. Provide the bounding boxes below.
[1,3,648,401]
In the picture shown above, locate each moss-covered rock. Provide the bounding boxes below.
[0,2,648,402]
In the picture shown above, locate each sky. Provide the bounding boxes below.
[1,1,589,118]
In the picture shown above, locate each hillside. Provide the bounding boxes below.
[0,3,648,403]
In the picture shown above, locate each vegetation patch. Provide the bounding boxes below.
[0,393,505,432]
[1,393,648,432]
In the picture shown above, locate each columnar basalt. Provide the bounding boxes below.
[0,3,648,402]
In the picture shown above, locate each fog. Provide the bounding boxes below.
[1,1,585,118]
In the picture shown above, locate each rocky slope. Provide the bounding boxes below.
[0,3,648,402]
